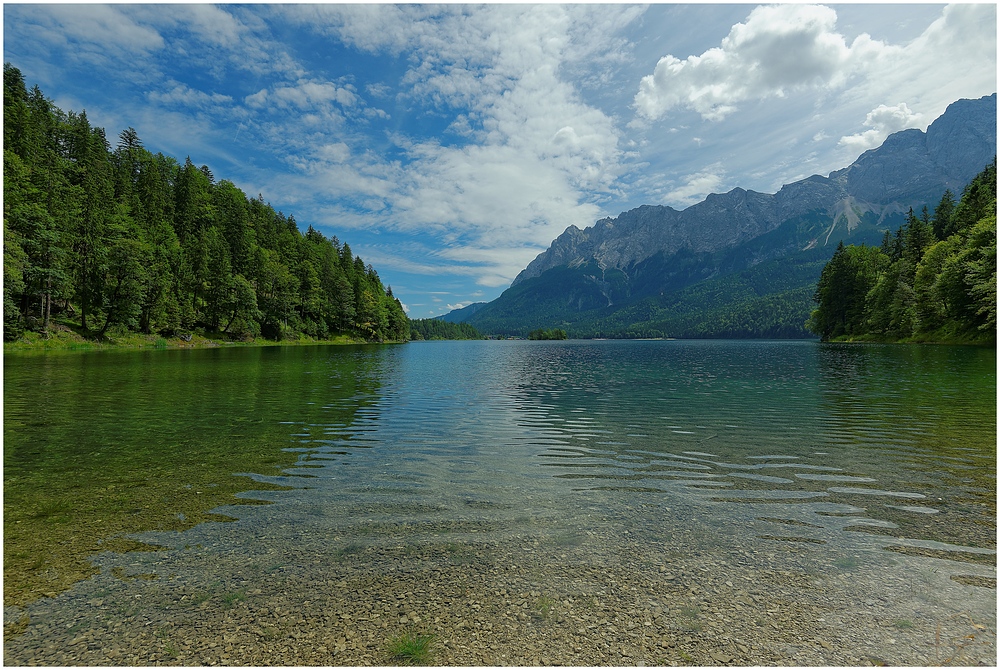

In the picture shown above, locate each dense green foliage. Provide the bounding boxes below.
[3,64,408,344]
[527,328,568,340]
[808,161,996,343]
[409,318,483,340]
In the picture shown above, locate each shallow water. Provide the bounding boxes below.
[4,340,996,665]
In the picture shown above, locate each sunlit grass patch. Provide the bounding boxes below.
[387,630,435,665]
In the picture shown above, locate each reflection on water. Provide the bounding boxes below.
[3,340,995,665]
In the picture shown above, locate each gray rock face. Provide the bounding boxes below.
[846,94,996,203]
[512,94,996,287]
[516,191,783,286]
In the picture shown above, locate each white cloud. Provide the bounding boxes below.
[147,81,232,108]
[838,102,922,152]
[6,4,304,82]
[664,169,726,208]
[15,4,167,57]
[365,82,392,98]
[246,79,358,111]
[315,143,352,164]
[170,4,245,48]
[635,4,861,121]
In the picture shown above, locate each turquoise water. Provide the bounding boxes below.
[4,340,996,664]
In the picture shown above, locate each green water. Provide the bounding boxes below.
[3,340,996,664]
[3,345,386,605]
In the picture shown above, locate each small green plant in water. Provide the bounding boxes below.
[222,590,246,608]
[532,596,555,620]
[894,619,914,629]
[387,631,435,665]
[32,500,73,522]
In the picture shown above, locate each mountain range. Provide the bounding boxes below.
[442,94,997,338]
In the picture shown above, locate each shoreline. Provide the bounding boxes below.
[3,330,404,355]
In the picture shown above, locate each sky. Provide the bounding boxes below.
[3,3,996,318]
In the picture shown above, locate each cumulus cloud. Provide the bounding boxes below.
[634,3,995,129]
[635,4,863,121]
[838,103,922,152]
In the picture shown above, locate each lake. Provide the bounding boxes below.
[3,339,996,665]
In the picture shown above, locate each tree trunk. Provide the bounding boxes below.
[42,275,51,332]
[98,278,121,338]
[80,253,88,330]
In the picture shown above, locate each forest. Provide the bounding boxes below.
[527,328,568,340]
[808,160,996,344]
[3,64,409,345]
[408,318,483,340]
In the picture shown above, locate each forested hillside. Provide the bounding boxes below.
[808,161,996,343]
[3,64,408,344]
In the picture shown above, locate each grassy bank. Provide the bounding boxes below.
[4,319,393,354]
[827,329,995,346]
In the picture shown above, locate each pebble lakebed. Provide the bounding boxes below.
[4,517,995,667]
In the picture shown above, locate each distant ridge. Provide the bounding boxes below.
[436,302,489,324]
[443,94,997,338]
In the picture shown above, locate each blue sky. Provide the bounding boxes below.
[4,3,996,318]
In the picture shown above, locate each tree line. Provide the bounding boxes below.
[808,160,996,343]
[3,64,408,344]
[528,328,568,340]
[409,318,483,340]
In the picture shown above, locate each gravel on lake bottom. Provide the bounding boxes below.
[4,527,995,667]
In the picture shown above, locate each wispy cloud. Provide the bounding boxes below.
[147,81,232,109]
